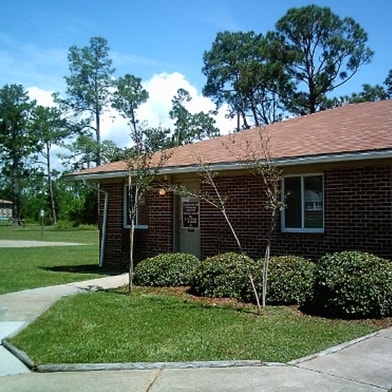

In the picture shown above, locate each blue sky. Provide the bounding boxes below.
[1,0,391,144]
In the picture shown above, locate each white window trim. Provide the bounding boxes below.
[281,173,324,233]
[123,185,148,229]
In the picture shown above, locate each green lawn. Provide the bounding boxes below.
[10,287,379,364]
[0,225,119,294]
[3,225,389,365]
[0,224,97,242]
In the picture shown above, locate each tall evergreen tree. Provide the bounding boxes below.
[384,69,392,99]
[271,5,373,115]
[169,88,220,144]
[57,36,115,166]
[32,105,70,224]
[202,31,288,129]
[0,84,37,221]
[112,73,149,149]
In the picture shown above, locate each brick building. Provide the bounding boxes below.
[68,100,392,267]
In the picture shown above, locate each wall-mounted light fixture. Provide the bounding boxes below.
[159,188,166,196]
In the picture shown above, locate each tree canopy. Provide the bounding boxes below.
[57,36,115,166]
[169,88,220,144]
[0,10,388,226]
[202,5,375,123]
[202,31,288,128]
[111,73,149,150]
[31,105,70,224]
[272,4,374,115]
[0,84,37,220]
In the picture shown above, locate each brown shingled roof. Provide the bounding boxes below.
[70,100,392,179]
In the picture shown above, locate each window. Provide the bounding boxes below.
[123,185,148,229]
[282,174,324,232]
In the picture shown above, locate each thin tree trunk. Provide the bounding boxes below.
[129,223,135,293]
[262,242,270,309]
[128,180,138,294]
[207,170,262,312]
[262,207,278,309]
[12,157,19,223]
[95,110,101,166]
[46,143,57,225]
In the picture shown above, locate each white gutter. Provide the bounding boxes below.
[99,190,109,268]
[70,149,392,182]
[83,181,108,268]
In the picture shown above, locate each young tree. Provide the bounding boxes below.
[271,5,374,115]
[57,36,115,166]
[169,88,220,145]
[202,31,289,129]
[167,128,283,311]
[32,105,70,224]
[0,84,37,222]
[194,163,263,311]
[235,132,284,309]
[125,148,170,292]
[111,72,171,292]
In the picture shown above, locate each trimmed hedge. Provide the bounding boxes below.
[190,252,256,300]
[311,251,392,318]
[262,255,315,305]
[134,253,201,287]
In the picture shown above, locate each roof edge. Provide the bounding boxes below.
[68,149,392,182]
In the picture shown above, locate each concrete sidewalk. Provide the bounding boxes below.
[1,274,391,391]
[0,240,84,247]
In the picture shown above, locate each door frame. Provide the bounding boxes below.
[172,179,201,258]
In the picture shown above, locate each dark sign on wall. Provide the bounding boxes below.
[182,201,199,229]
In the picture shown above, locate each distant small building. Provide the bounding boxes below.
[0,199,12,221]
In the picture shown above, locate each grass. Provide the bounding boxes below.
[3,224,390,365]
[0,223,97,242]
[10,286,383,365]
[0,225,120,294]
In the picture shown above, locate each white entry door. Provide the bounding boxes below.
[178,183,200,258]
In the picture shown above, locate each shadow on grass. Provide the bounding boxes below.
[40,264,127,276]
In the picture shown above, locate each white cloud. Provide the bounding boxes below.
[27,86,56,107]
[27,72,237,152]
[102,71,236,145]
[100,113,130,146]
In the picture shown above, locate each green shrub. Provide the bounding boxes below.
[190,252,256,300]
[134,253,201,287]
[75,224,97,231]
[54,220,74,230]
[249,255,315,305]
[311,251,392,318]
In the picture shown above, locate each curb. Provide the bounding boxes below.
[3,329,385,374]
[36,360,265,372]
[2,339,266,372]
[287,329,381,366]
[2,339,36,371]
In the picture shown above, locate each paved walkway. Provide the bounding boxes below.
[0,240,84,248]
[1,274,391,391]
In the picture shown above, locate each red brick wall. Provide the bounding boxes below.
[200,175,269,260]
[135,187,173,261]
[99,182,173,266]
[271,165,392,260]
[200,165,392,261]
[324,165,391,256]
[99,164,392,266]
[98,183,128,266]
